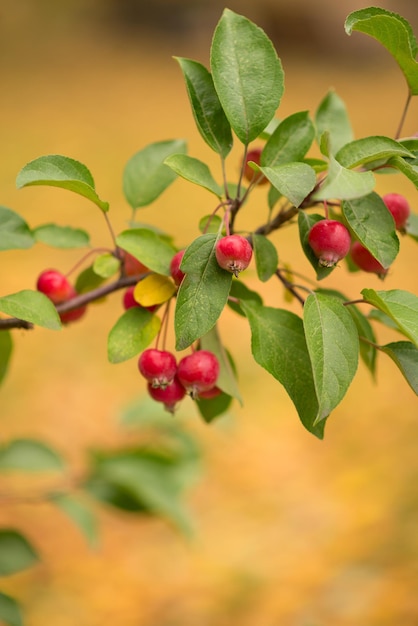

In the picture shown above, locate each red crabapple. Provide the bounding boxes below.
[243,147,268,185]
[37,269,86,324]
[350,241,388,278]
[215,235,253,277]
[170,249,186,286]
[177,350,220,399]
[308,219,351,267]
[138,348,177,389]
[382,193,410,231]
[147,376,186,413]
[122,251,149,277]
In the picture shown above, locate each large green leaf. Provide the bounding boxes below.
[0,592,23,626]
[260,162,316,207]
[252,234,278,282]
[335,136,414,169]
[175,234,232,351]
[0,290,61,330]
[381,341,418,394]
[0,206,34,251]
[116,228,177,276]
[107,307,161,364]
[164,154,223,197]
[388,155,418,190]
[315,90,353,154]
[174,57,232,157]
[362,289,418,347]
[342,192,399,268]
[0,529,39,576]
[303,293,359,423]
[199,325,242,403]
[0,331,13,386]
[262,111,315,166]
[210,9,284,144]
[16,155,109,212]
[345,7,418,95]
[0,439,65,472]
[123,139,187,209]
[313,153,375,201]
[33,223,90,248]
[241,300,325,438]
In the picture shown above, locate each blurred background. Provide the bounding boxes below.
[1,1,418,624]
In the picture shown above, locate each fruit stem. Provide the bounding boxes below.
[64,247,115,279]
[395,89,412,139]
[275,269,306,306]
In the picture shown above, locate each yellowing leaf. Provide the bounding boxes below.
[133,275,176,307]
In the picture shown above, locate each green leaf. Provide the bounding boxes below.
[92,253,120,278]
[228,280,263,317]
[362,289,418,347]
[0,529,39,576]
[0,206,34,251]
[123,139,187,209]
[210,9,284,144]
[342,192,399,268]
[297,212,335,281]
[116,228,177,276]
[16,155,109,212]
[260,162,316,207]
[262,111,315,166]
[345,7,418,95]
[107,307,161,364]
[335,136,414,169]
[198,214,223,234]
[406,213,418,241]
[33,223,90,248]
[0,439,64,472]
[241,300,324,438]
[199,325,242,403]
[174,57,232,157]
[381,341,418,394]
[315,90,353,154]
[75,265,108,293]
[313,153,375,201]
[175,234,232,351]
[252,234,278,282]
[164,154,223,197]
[388,155,418,190]
[52,494,98,548]
[196,391,233,423]
[303,293,359,423]
[0,331,13,386]
[0,592,23,626]
[0,290,61,330]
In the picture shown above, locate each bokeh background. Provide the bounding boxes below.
[1,1,418,624]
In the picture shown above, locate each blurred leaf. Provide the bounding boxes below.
[116,228,177,276]
[175,234,232,350]
[262,111,315,166]
[0,290,61,330]
[123,139,187,209]
[315,90,353,154]
[260,162,316,207]
[52,494,98,548]
[0,331,13,386]
[174,57,232,157]
[0,591,23,626]
[92,253,120,279]
[345,7,418,95]
[16,154,109,212]
[164,154,222,197]
[196,391,233,423]
[0,206,33,251]
[362,289,418,347]
[33,223,90,248]
[252,234,278,282]
[75,265,108,293]
[241,300,324,438]
[0,529,39,576]
[297,213,335,281]
[342,192,399,268]
[200,325,242,403]
[405,213,418,240]
[198,214,223,234]
[381,341,418,394]
[313,153,375,201]
[304,293,359,423]
[0,439,64,472]
[108,307,161,364]
[336,136,414,168]
[133,274,176,306]
[210,9,284,144]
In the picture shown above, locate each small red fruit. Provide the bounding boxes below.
[122,251,149,277]
[350,241,388,278]
[138,348,177,389]
[147,376,186,413]
[177,350,220,399]
[382,193,410,231]
[170,250,186,286]
[36,269,73,303]
[215,235,253,277]
[243,147,268,185]
[308,219,351,267]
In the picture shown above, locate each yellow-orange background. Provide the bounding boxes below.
[1,2,418,624]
